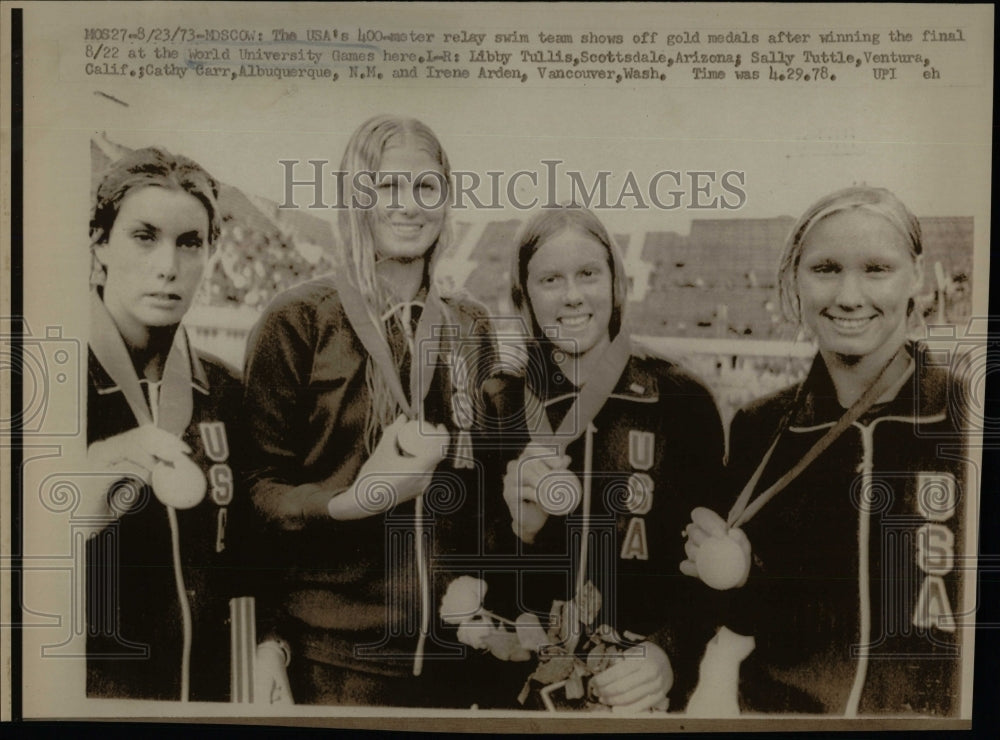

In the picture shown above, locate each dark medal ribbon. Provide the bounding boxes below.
[89,289,194,436]
[727,348,911,529]
[524,330,632,453]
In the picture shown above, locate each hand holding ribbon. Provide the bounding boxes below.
[88,291,205,511]
[680,507,752,590]
[505,331,632,544]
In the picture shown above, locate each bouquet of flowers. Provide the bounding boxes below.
[440,576,648,711]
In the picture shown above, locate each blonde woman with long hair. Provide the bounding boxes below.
[242,115,493,706]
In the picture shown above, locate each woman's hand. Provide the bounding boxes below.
[680,507,752,590]
[502,447,575,544]
[84,425,193,519]
[254,640,294,705]
[88,424,192,482]
[685,626,755,717]
[328,416,449,520]
[590,641,672,712]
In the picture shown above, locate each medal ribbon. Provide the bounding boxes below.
[334,272,442,420]
[89,290,194,435]
[727,349,910,529]
[524,330,632,454]
[90,289,198,701]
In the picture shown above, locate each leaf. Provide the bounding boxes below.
[530,654,577,685]
[547,600,565,643]
[575,581,603,627]
[482,627,531,662]
[585,642,607,673]
[559,600,581,653]
[456,613,495,649]
[515,613,551,652]
[564,672,585,700]
[594,623,625,645]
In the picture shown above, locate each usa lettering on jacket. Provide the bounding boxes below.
[913,472,957,632]
[200,421,232,553]
[621,430,655,560]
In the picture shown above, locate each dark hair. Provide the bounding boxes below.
[91,147,221,253]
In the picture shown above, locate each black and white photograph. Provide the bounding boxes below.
[2,1,995,732]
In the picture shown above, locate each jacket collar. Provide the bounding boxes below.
[539,354,658,407]
[609,355,660,401]
[91,325,211,397]
[790,342,948,428]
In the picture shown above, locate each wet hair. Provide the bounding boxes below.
[510,203,628,341]
[90,146,221,251]
[777,185,922,323]
[337,115,452,450]
[338,114,451,304]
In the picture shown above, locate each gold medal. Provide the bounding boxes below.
[537,470,583,516]
[151,455,207,510]
[696,534,750,590]
[396,419,440,458]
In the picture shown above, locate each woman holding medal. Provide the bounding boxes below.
[682,186,969,716]
[85,147,242,701]
[241,115,493,706]
[457,205,726,711]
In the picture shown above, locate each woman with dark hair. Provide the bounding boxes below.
[85,146,242,701]
[241,115,494,706]
[442,204,726,711]
[682,186,970,716]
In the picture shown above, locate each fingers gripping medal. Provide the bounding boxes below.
[536,467,583,516]
[396,420,439,458]
[90,292,206,510]
[525,332,633,518]
[688,508,750,591]
[695,532,750,590]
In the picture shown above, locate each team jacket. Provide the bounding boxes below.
[436,351,727,709]
[86,334,243,702]
[723,344,970,716]
[240,274,495,700]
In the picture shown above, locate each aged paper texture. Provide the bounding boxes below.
[1,1,993,731]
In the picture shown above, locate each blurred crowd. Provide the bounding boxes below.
[197,223,336,310]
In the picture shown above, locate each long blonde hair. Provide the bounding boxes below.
[338,115,452,450]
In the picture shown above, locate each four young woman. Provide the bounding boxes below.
[84,130,968,715]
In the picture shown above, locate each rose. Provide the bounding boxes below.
[456,613,495,649]
[515,613,551,652]
[440,576,487,624]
